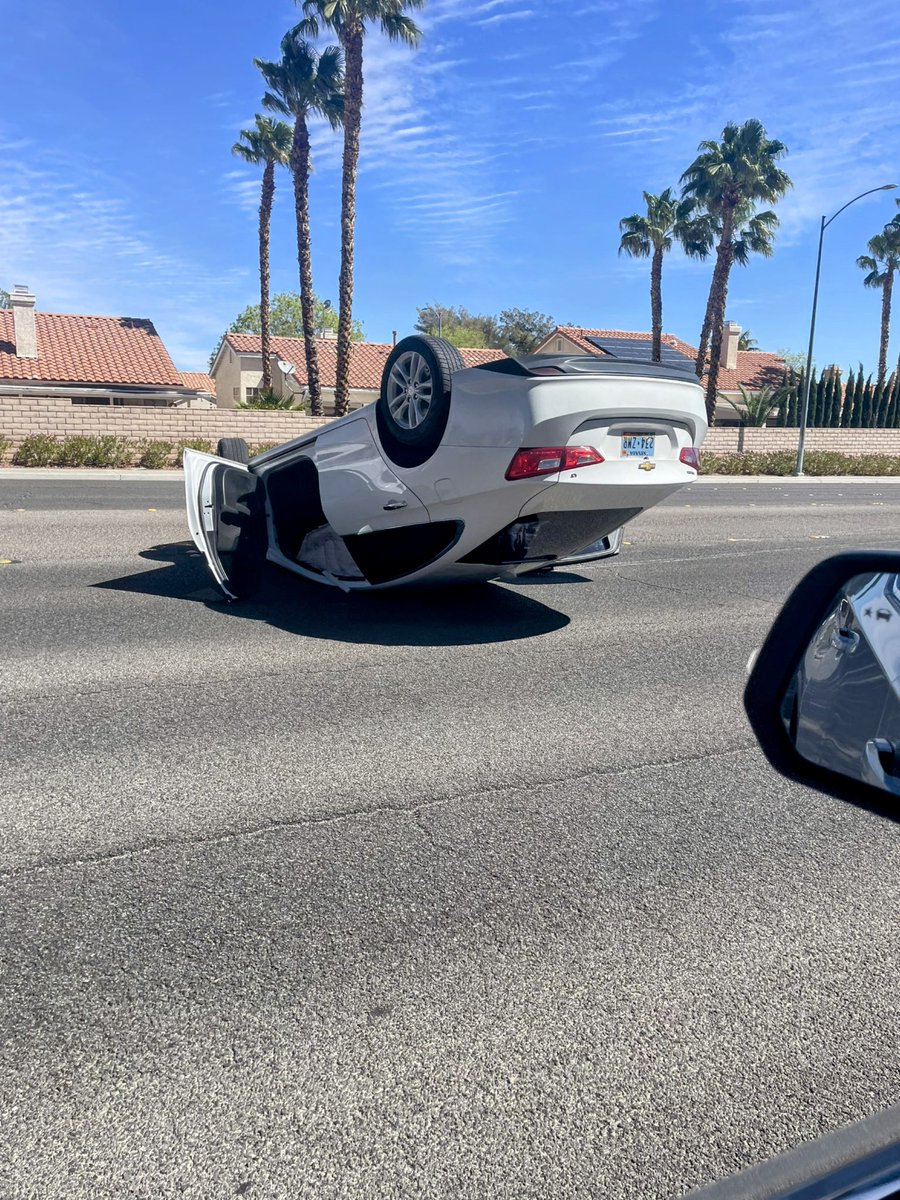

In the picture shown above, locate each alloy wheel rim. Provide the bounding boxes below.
[386,351,434,429]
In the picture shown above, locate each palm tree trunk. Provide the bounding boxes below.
[650,246,663,362]
[695,282,717,379]
[334,24,363,419]
[878,266,894,389]
[703,210,737,424]
[258,159,275,392]
[290,118,322,416]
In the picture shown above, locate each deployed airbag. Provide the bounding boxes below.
[297,524,364,580]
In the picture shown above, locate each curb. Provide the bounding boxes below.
[691,475,900,484]
[0,467,184,481]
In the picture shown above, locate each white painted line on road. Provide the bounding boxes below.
[627,546,807,566]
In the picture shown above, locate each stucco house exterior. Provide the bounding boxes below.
[210,332,505,412]
[535,324,786,424]
[0,286,215,407]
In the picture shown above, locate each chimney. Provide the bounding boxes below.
[392,330,397,347]
[10,284,37,359]
[723,321,740,371]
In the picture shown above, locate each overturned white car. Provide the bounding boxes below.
[184,335,706,599]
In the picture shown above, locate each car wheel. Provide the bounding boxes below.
[217,437,250,465]
[376,335,464,468]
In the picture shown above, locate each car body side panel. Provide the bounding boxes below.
[313,419,429,536]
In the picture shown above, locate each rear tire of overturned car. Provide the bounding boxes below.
[376,335,464,469]
[217,437,251,465]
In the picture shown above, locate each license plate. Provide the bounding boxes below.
[622,434,655,458]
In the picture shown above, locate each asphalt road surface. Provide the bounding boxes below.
[2,475,899,1200]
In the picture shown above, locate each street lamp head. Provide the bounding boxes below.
[880,183,898,191]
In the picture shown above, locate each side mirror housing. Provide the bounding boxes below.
[745,550,900,815]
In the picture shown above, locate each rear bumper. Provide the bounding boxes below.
[459,459,696,567]
[519,458,697,516]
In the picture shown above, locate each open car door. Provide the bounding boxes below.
[183,450,268,600]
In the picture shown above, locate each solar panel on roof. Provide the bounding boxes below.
[584,335,695,371]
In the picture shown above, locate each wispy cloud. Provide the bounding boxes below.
[475,8,536,26]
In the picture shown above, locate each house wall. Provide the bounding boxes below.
[211,349,261,410]
[212,350,373,415]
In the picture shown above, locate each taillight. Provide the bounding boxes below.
[505,446,604,481]
[679,447,701,470]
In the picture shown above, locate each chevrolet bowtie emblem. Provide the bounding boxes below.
[638,460,656,471]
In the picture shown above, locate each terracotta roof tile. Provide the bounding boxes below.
[545,327,786,392]
[225,334,505,390]
[0,311,182,386]
[179,371,216,394]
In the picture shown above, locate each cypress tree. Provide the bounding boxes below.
[889,371,900,428]
[869,378,884,428]
[782,371,798,426]
[856,374,873,428]
[846,365,864,427]
[839,367,855,427]
[823,373,837,427]
[811,369,824,426]
[829,373,843,426]
[876,371,895,426]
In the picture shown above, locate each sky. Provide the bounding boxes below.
[1,0,899,372]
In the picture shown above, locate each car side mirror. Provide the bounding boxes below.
[745,550,900,815]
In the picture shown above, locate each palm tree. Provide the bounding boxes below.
[296,0,423,416]
[694,208,779,383]
[738,329,758,351]
[681,119,791,421]
[256,33,344,417]
[857,217,900,388]
[618,189,713,361]
[232,116,293,391]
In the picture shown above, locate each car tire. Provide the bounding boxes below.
[376,335,464,468]
[217,437,251,465]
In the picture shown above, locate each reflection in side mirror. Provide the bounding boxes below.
[786,573,900,794]
[745,552,900,810]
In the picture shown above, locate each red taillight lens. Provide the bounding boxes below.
[505,445,604,481]
[679,447,701,470]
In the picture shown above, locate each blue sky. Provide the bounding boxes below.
[2,0,899,371]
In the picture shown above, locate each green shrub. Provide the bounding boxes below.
[137,439,175,469]
[700,450,900,476]
[250,441,279,456]
[177,438,214,456]
[0,436,11,462]
[238,389,307,412]
[13,434,60,466]
[55,436,100,466]
[81,436,134,468]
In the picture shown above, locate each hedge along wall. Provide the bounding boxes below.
[3,396,900,457]
[0,396,330,450]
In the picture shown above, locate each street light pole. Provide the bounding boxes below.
[794,183,898,476]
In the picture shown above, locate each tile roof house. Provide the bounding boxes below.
[211,332,505,412]
[0,286,214,407]
[177,372,217,403]
[536,324,787,423]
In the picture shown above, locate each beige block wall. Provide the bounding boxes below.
[703,428,900,455]
[2,398,899,459]
[0,396,330,450]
